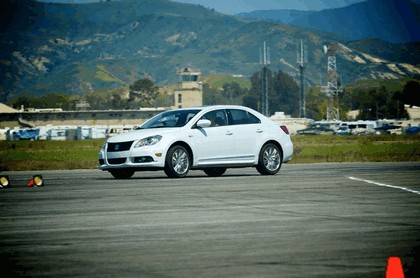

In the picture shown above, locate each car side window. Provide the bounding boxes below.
[200,110,227,127]
[227,109,261,125]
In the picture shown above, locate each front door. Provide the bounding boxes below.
[190,109,235,165]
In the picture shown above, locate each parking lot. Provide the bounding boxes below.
[1,162,419,277]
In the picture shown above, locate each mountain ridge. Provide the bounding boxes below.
[238,0,420,43]
[1,0,419,102]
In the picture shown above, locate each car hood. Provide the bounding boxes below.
[107,127,183,143]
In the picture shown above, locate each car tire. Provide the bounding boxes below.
[164,145,190,178]
[256,143,282,175]
[110,169,135,179]
[203,167,226,177]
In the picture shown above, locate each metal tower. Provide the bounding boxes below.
[259,41,270,116]
[321,43,342,121]
[297,39,308,118]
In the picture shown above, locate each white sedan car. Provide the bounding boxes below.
[99,105,293,178]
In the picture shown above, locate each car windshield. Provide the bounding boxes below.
[140,109,201,129]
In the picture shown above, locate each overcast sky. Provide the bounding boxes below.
[37,0,368,14]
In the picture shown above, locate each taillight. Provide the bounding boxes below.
[280,125,289,134]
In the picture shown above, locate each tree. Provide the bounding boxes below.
[272,71,299,117]
[203,84,224,105]
[243,71,267,112]
[244,69,299,117]
[203,82,248,106]
[129,78,159,107]
[305,87,328,120]
[8,93,36,110]
[356,86,408,120]
[221,82,247,105]
[111,93,123,109]
[39,93,72,109]
[8,93,72,110]
[85,88,128,110]
[390,91,409,119]
[400,81,420,107]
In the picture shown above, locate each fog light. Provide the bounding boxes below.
[133,156,154,163]
[0,175,10,188]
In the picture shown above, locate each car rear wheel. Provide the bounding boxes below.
[203,167,226,177]
[256,143,282,175]
[164,145,190,178]
[110,169,135,179]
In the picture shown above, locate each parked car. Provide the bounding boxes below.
[334,121,378,135]
[297,124,335,135]
[404,125,420,134]
[99,105,293,178]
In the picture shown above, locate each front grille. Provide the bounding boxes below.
[108,158,127,165]
[107,141,134,152]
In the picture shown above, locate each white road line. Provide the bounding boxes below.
[348,176,420,195]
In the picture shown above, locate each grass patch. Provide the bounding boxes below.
[203,74,251,89]
[0,139,103,171]
[0,135,419,171]
[290,135,420,163]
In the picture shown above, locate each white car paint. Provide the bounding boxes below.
[98,105,293,178]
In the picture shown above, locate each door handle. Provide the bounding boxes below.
[226,131,233,135]
[256,129,263,133]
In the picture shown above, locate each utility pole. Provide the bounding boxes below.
[259,41,270,116]
[297,39,308,118]
[321,43,342,121]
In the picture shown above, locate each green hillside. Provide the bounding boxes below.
[1,0,418,102]
[345,78,418,92]
[203,74,251,89]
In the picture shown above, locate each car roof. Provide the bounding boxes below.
[171,105,267,120]
[175,105,252,111]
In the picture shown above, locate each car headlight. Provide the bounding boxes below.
[134,135,162,148]
[101,141,107,150]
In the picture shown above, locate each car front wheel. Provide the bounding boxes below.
[164,145,190,178]
[256,143,282,175]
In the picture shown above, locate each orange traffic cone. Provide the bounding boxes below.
[386,257,404,278]
[27,175,44,187]
[27,179,34,187]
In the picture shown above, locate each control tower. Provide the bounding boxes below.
[173,67,203,108]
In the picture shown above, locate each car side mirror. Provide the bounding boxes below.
[196,119,211,128]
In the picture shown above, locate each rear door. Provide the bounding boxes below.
[226,108,262,163]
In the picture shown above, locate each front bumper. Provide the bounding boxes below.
[98,145,166,171]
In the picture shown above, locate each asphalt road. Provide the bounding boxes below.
[1,162,419,277]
